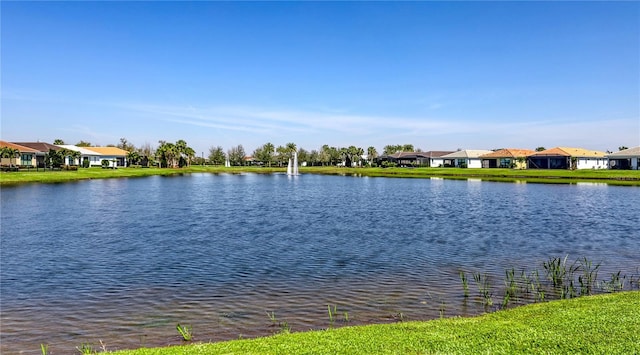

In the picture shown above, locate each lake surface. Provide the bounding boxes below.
[1,173,639,353]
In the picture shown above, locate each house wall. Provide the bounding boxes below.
[467,158,483,168]
[576,158,608,170]
[633,158,639,170]
[431,158,445,167]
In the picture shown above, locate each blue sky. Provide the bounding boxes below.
[2,1,639,155]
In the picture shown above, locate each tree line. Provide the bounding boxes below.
[47,139,631,169]
[49,138,430,168]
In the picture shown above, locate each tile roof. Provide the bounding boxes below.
[85,147,129,156]
[531,147,606,158]
[607,146,640,157]
[0,140,40,153]
[12,142,60,152]
[481,148,536,158]
[441,150,493,159]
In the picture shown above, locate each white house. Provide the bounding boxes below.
[440,150,493,168]
[607,146,640,170]
[56,145,103,166]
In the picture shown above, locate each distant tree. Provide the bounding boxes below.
[319,145,331,166]
[67,150,81,165]
[127,151,141,166]
[175,139,195,167]
[263,142,275,167]
[227,145,246,166]
[254,142,275,166]
[402,144,414,152]
[118,137,136,152]
[45,149,63,168]
[275,145,288,167]
[138,142,155,166]
[618,146,629,151]
[208,146,226,165]
[355,146,364,166]
[383,145,398,155]
[156,141,179,168]
[367,146,378,166]
[285,142,297,161]
[0,147,20,167]
[297,148,309,165]
[76,140,92,147]
[308,149,320,166]
[535,147,546,152]
[53,139,65,145]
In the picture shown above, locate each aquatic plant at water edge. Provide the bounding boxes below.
[176,323,192,341]
[578,257,600,295]
[266,311,278,325]
[473,272,493,307]
[601,271,626,292]
[459,270,469,298]
[76,343,94,354]
[40,344,49,355]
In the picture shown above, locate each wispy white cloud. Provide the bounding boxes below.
[117,101,639,152]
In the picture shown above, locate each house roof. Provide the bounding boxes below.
[385,151,455,159]
[481,148,536,159]
[607,146,640,158]
[0,140,40,153]
[56,145,103,155]
[12,142,60,152]
[85,147,129,156]
[531,147,606,158]
[422,151,456,158]
[441,150,493,159]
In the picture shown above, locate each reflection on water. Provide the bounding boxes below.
[1,174,639,353]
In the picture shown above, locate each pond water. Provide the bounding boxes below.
[1,174,639,353]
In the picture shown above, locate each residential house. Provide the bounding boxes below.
[480,148,535,169]
[440,150,493,168]
[56,145,104,166]
[0,141,39,167]
[12,142,60,168]
[375,151,455,167]
[607,146,640,170]
[528,147,607,170]
[85,147,129,167]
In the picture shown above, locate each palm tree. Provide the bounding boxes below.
[156,141,179,168]
[127,151,141,166]
[175,139,195,167]
[1,147,20,167]
[263,142,275,167]
[367,146,378,166]
[69,150,81,166]
[355,147,364,167]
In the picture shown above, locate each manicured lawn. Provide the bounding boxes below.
[109,291,639,354]
[2,166,639,186]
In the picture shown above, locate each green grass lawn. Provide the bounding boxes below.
[109,291,639,354]
[2,166,640,186]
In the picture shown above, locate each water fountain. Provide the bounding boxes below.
[287,151,299,175]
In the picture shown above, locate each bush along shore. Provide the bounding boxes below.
[38,256,639,354]
[2,166,640,186]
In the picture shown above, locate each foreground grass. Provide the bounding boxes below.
[110,291,639,354]
[2,166,640,186]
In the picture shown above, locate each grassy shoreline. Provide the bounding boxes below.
[2,165,640,186]
[107,291,639,354]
